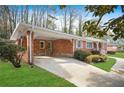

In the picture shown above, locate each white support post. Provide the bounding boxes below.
[96,42,99,51]
[29,31,32,64]
[27,32,30,63]
[27,31,33,65]
[72,39,75,55]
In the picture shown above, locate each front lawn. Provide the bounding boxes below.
[108,52,124,59]
[0,61,75,87]
[92,58,116,72]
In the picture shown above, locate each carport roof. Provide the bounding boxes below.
[10,22,106,43]
[10,22,83,40]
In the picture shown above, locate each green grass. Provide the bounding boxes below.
[0,61,75,87]
[108,52,124,59]
[92,58,116,72]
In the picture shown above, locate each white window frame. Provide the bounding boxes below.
[40,41,45,49]
[76,40,83,49]
[86,42,93,49]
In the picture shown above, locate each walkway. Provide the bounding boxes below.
[109,57,124,74]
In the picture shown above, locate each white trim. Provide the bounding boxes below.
[10,22,106,44]
[10,23,20,40]
[40,41,45,49]
[10,22,82,40]
[86,37,106,43]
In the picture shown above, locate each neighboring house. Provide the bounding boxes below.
[106,35,124,52]
[107,43,124,52]
[107,44,118,52]
[118,46,124,51]
[10,23,107,64]
[104,31,124,52]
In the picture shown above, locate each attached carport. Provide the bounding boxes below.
[10,22,83,64]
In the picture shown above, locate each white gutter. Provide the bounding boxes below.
[10,22,106,43]
[86,37,106,43]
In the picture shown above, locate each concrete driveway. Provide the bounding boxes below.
[109,57,124,74]
[34,56,124,87]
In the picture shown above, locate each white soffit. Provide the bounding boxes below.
[10,22,83,40]
[86,37,106,43]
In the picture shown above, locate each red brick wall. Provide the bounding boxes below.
[52,39,73,57]
[33,39,51,56]
[22,36,27,49]
[32,39,73,57]
[82,41,86,49]
[22,51,28,62]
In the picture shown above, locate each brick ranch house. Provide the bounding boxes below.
[10,23,107,64]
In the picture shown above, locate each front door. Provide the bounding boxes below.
[47,41,53,56]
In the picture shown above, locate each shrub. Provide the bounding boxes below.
[107,51,116,54]
[74,50,92,61]
[86,54,107,63]
[0,42,25,68]
[91,50,100,54]
[100,54,107,60]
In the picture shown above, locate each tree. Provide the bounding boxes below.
[84,5,124,40]
[0,41,25,68]
[105,15,124,40]
[68,8,73,34]
[78,15,82,36]
[68,7,77,34]
[0,6,9,39]
[24,5,29,24]
[47,14,57,30]
[20,6,24,22]
[63,8,68,33]
[83,20,107,38]
[0,5,20,39]
[85,5,117,27]
[8,6,19,34]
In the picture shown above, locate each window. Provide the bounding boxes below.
[40,41,45,49]
[87,42,92,49]
[76,40,82,48]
